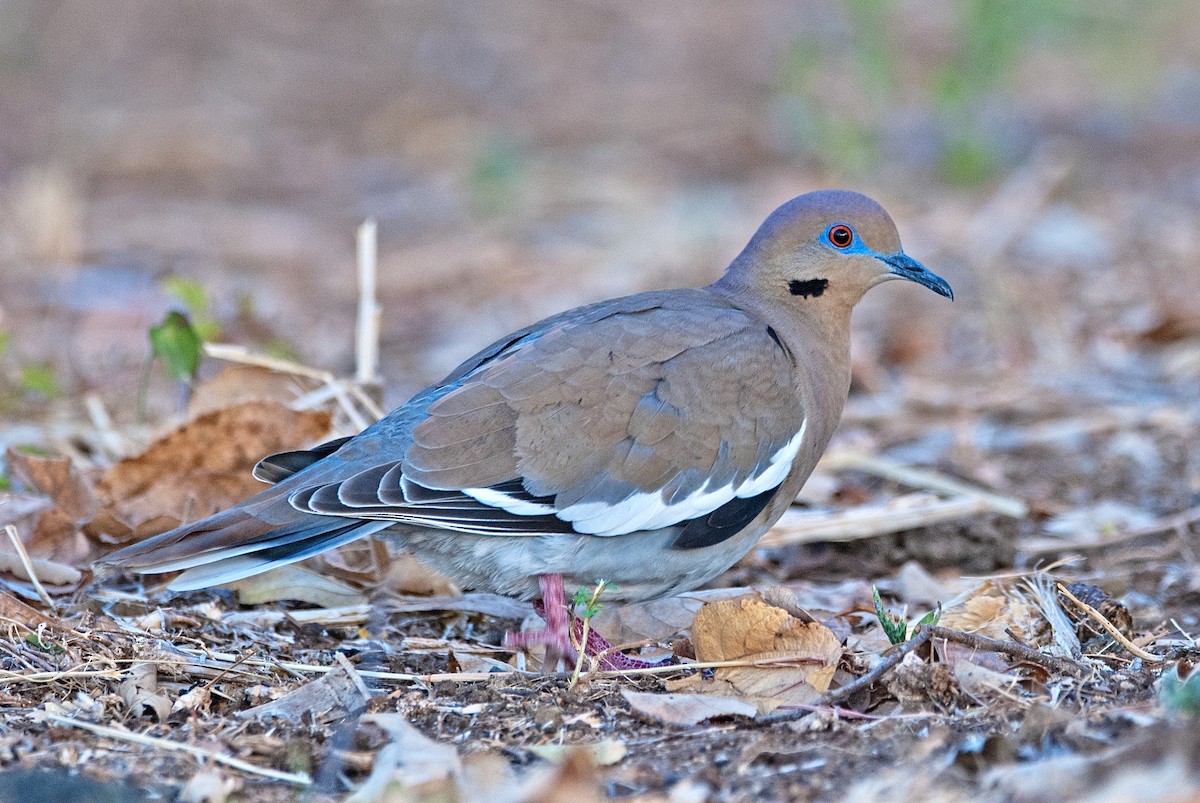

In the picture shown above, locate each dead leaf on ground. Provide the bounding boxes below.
[384,552,459,596]
[0,588,65,631]
[621,689,757,727]
[940,580,1043,643]
[86,400,331,544]
[4,449,97,565]
[187,364,321,419]
[0,551,83,590]
[225,564,367,607]
[589,587,749,646]
[118,662,171,721]
[0,492,51,534]
[684,594,844,713]
[937,579,1057,674]
[239,661,368,725]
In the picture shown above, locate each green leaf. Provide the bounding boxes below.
[162,276,210,317]
[1161,666,1200,716]
[873,585,908,645]
[26,632,64,654]
[19,363,61,399]
[917,606,942,628]
[0,331,10,359]
[149,310,204,383]
[162,276,221,341]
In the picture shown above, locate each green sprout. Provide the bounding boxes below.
[568,579,613,689]
[19,363,61,399]
[162,276,221,341]
[873,585,941,645]
[26,630,63,654]
[148,310,204,385]
[1161,665,1200,717]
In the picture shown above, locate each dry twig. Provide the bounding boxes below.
[1057,583,1166,662]
[4,524,54,609]
[355,218,381,388]
[813,626,934,709]
[925,625,1086,677]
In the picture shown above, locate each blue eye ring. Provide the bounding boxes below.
[827,224,853,249]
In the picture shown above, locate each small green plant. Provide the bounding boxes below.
[162,276,221,341]
[1161,664,1200,717]
[26,629,64,654]
[19,362,61,399]
[873,585,941,645]
[148,310,204,385]
[568,579,613,689]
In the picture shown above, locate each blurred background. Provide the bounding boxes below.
[1,0,1199,419]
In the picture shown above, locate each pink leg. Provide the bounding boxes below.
[504,574,577,670]
[505,574,676,672]
[572,617,674,671]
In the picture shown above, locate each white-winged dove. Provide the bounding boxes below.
[101,190,952,669]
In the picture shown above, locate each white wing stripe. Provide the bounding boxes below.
[462,422,806,537]
[463,486,557,515]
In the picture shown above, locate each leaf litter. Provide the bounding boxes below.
[1,345,1196,802]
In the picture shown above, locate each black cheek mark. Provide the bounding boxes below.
[766,326,783,351]
[788,278,828,298]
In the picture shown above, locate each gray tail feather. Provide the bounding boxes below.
[164,520,393,590]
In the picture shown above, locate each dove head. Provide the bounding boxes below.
[717,190,952,308]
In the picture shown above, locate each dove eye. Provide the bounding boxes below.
[827,225,853,248]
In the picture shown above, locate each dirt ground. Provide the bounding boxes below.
[2,2,1200,801]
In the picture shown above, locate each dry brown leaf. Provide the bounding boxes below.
[0,551,83,588]
[118,662,171,721]
[187,364,320,419]
[940,580,1041,642]
[86,401,331,544]
[384,552,459,596]
[4,449,97,564]
[0,492,51,532]
[691,595,843,712]
[621,689,756,727]
[0,588,66,631]
[226,564,367,607]
[589,588,751,646]
[5,449,98,523]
